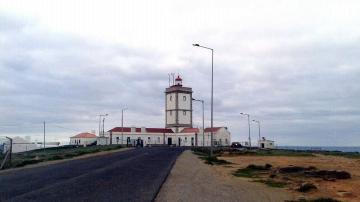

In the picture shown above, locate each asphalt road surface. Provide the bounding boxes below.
[0,147,184,202]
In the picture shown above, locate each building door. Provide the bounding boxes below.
[191,137,194,146]
[167,137,172,145]
[261,143,265,148]
[178,138,181,146]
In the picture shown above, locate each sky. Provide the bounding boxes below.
[0,0,359,146]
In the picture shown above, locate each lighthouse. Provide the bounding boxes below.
[165,75,193,132]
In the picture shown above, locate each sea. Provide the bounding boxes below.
[278,146,360,153]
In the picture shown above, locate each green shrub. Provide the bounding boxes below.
[297,183,317,192]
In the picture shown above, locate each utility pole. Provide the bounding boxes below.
[193,43,214,156]
[102,117,105,137]
[121,108,128,145]
[43,121,46,150]
[98,114,108,136]
[240,113,251,148]
[252,120,261,145]
[192,98,205,146]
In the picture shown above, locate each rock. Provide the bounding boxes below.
[279,166,307,173]
[336,191,353,197]
[306,170,351,179]
[297,182,317,192]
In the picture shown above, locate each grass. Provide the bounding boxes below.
[234,149,315,157]
[297,183,317,192]
[319,151,360,159]
[198,155,232,165]
[253,179,288,188]
[192,150,231,165]
[286,198,341,202]
[232,164,272,178]
[3,145,123,169]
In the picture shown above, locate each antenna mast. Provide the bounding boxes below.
[171,73,175,85]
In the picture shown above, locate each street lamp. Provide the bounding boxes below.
[121,108,128,145]
[193,43,214,156]
[98,114,108,136]
[192,98,205,146]
[240,113,251,148]
[252,120,261,147]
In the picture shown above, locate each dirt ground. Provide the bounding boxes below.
[156,150,295,202]
[219,154,360,202]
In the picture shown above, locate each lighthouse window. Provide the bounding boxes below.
[183,96,186,101]
[183,111,186,115]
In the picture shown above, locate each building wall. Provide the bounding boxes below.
[166,111,176,124]
[204,128,231,146]
[102,127,231,147]
[178,93,191,109]
[70,137,97,146]
[258,140,275,149]
[165,89,192,129]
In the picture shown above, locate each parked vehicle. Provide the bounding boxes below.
[231,142,242,148]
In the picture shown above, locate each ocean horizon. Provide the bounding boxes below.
[278,146,360,153]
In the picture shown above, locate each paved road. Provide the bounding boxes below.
[0,147,184,202]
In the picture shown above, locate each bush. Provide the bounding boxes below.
[254,179,287,188]
[233,164,272,178]
[199,156,231,165]
[297,183,317,192]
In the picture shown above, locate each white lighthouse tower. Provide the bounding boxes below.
[165,75,193,132]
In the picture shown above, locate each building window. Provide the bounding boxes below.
[170,111,172,116]
[183,96,186,101]
[183,111,186,115]
[170,95,172,101]
[157,137,160,143]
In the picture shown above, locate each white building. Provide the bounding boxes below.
[99,126,230,147]
[258,137,275,149]
[165,75,192,133]
[87,74,232,147]
[70,132,97,146]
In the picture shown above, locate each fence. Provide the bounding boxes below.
[0,136,12,169]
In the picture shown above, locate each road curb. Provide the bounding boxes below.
[152,148,186,202]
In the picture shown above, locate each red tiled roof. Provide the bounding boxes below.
[109,127,141,133]
[108,127,173,133]
[146,128,174,133]
[71,132,97,138]
[204,127,222,133]
[181,128,200,133]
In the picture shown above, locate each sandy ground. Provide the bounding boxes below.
[156,150,295,202]
[0,147,132,174]
[219,154,360,202]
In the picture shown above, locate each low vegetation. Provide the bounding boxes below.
[319,150,360,159]
[297,183,317,192]
[286,198,341,202]
[3,145,123,169]
[192,149,231,165]
[232,164,272,178]
[253,179,288,188]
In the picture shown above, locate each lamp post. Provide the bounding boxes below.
[252,120,260,147]
[193,43,214,156]
[192,98,205,146]
[98,114,108,136]
[121,108,128,145]
[240,113,251,148]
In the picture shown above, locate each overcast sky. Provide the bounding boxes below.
[0,0,359,146]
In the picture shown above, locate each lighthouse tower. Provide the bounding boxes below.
[165,75,193,132]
